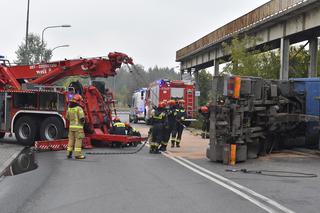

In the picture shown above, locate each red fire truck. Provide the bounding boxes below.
[0,52,145,147]
[145,79,196,124]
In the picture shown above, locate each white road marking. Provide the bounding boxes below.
[145,142,295,212]
[160,150,295,213]
[161,152,278,213]
[176,156,295,213]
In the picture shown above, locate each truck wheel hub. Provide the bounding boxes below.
[19,123,31,140]
[45,124,58,140]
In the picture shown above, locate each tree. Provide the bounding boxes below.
[105,65,180,107]
[15,33,52,65]
[289,46,309,78]
[223,36,263,77]
[198,69,212,106]
[222,36,312,79]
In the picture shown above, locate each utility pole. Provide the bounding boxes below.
[25,0,30,64]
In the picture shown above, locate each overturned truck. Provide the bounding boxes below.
[207,76,320,162]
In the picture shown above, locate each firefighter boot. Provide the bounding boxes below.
[67,151,73,159]
[75,155,86,160]
[159,144,167,152]
[171,140,175,148]
[149,143,157,154]
[201,132,205,139]
[176,139,180,148]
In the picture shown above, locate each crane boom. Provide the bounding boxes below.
[0,52,133,89]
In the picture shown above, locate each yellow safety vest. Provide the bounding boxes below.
[66,106,85,130]
[114,122,125,128]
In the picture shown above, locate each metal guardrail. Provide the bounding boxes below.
[176,0,309,61]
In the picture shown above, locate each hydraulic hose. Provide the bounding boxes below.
[225,168,318,178]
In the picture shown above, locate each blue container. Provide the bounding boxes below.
[292,78,320,147]
[292,78,320,116]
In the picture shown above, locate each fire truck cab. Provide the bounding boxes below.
[145,79,196,124]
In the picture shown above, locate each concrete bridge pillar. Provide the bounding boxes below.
[193,68,199,109]
[214,59,219,76]
[280,37,290,80]
[309,38,318,77]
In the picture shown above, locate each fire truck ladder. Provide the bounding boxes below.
[186,89,194,118]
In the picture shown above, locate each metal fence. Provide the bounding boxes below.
[176,0,308,60]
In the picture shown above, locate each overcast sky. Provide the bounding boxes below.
[1,0,269,69]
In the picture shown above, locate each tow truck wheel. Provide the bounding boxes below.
[14,116,38,146]
[40,117,65,141]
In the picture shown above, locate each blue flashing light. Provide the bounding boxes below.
[68,93,74,100]
[157,79,166,87]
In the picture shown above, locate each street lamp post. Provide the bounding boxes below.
[51,44,70,53]
[25,0,31,64]
[50,45,70,61]
[40,25,71,62]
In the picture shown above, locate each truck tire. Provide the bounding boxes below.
[14,116,38,146]
[134,117,138,123]
[40,117,65,141]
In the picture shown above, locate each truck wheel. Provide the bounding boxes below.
[134,117,138,124]
[14,116,38,146]
[129,115,133,123]
[40,117,65,141]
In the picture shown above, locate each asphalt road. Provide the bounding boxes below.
[0,113,319,213]
[1,146,266,213]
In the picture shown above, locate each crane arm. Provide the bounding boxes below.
[0,52,133,89]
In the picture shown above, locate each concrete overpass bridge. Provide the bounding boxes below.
[176,0,320,80]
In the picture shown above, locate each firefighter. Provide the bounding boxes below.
[124,122,141,137]
[150,101,167,154]
[66,94,86,160]
[160,100,176,151]
[159,101,171,152]
[109,117,126,135]
[199,105,210,138]
[171,99,187,148]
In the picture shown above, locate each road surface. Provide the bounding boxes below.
[0,113,320,213]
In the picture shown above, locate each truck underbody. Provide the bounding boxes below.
[207,76,320,162]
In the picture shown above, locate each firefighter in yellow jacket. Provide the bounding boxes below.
[66,94,86,159]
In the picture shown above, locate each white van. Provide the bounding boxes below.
[129,88,147,123]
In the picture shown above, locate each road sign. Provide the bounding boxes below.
[195,91,201,97]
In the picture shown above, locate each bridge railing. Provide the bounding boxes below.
[176,0,308,61]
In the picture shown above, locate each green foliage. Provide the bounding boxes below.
[223,36,263,76]
[198,69,212,106]
[289,46,309,78]
[222,36,313,79]
[15,33,52,65]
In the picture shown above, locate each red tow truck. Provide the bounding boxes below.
[0,52,145,148]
